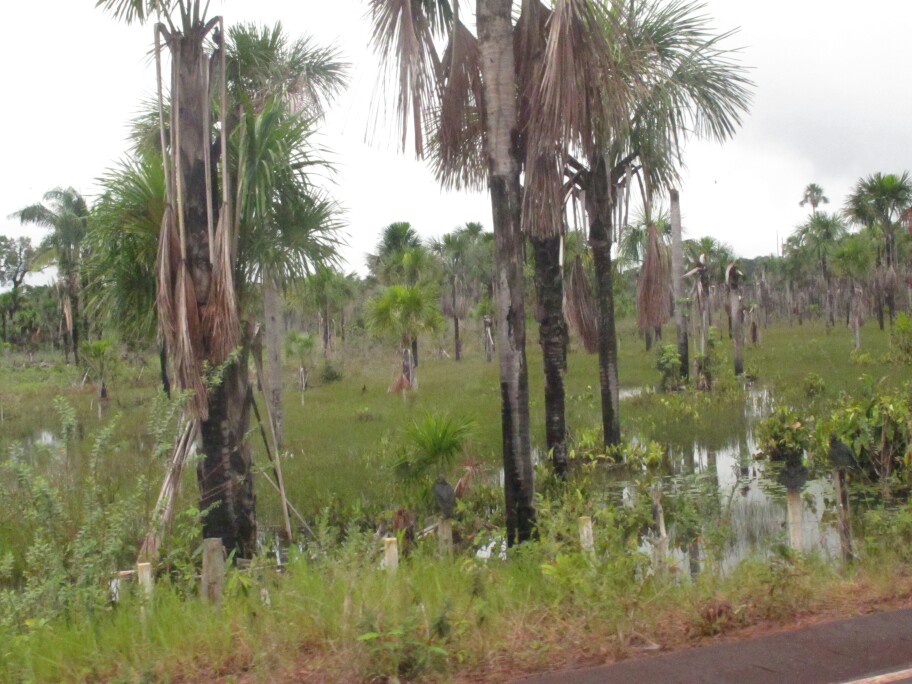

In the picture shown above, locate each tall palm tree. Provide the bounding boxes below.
[534,0,752,447]
[430,226,474,361]
[796,211,846,329]
[833,232,875,350]
[14,187,89,364]
[845,172,912,327]
[799,183,829,217]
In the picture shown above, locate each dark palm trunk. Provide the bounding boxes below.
[533,235,568,478]
[322,302,331,358]
[453,316,462,360]
[730,284,743,375]
[198,355,255,557]
[169,24,256,559]
[411,337,419,368]
[586,156,621,448]
[478,0,535,545]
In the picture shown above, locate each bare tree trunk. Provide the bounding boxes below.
[586,156,621,448]
[670,190,689,379]
[263,276,284,449]
[322,304,331,358]
[533,234,568,478]
[478,0,535,545]
[69,271,80,364]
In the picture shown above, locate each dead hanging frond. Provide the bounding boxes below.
[430,8,486,191]
[636,222,671,332]
[522,150,565,240]
[369,0,447,157]
[203,210,241,364]
[565,254,598,353]
[514,0,550,136]
[534,0,632,159]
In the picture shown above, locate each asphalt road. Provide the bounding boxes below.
[516,608,912,684]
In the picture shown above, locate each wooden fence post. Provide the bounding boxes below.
[383,537,399,575]
[201,538,226,605]
[786,490,804,551]
[136,562,154,601]
[834,468,854,562]
[438,519,453,557]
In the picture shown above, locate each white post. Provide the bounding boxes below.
[579,516,594,555]
[201,538,226,605]
[786,490,804,551]
[136,562,154,600]
[383,537,399,575]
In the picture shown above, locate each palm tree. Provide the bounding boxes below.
[13,188,89,364]
[833,233,875,349]
[796,211,846,329]
[670,190,688,379]
[536,0,751,447]
[845,172,912,327]
[799,183,829,217]
[430,227,473,361]
[226,22,347,450]
[366,284,443,390]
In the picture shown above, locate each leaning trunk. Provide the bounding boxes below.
[532,235,568,478]
[263,276,284,449]
[586,156,621,448]
[478,0,535,545]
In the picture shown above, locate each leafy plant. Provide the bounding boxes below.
[656,344,683,392]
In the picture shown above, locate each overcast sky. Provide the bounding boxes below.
[2,0,911,275]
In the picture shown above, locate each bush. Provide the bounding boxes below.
[891,313,912,363]
[320,362,343,384]
[656,344,682,392]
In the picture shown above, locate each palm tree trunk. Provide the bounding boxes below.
[670,190,689,379]
[264,276,284,449]
[453,316,462,361]
[730,285,743,376]
[160,344,171,398]
[69,271,80,364]
[198,354,256,558]
[533,234,568,478]
[322,303,331,358]
[478,0,535,545]
[586,156,621,448]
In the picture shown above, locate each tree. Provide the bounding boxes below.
[227,22,347,450]
[536,0,751,447]
[13,188,88,364]
[366,284,443,390]
[799,183,829,217]
[0,236,35,343]
[796,211,846,329]
[833,232,875,349]
[845,172,912,327]
[430,224,486,361]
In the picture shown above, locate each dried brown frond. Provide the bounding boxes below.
[431,17,487,191]
[369,0,444,157]
[522,150,564,240]
[156,204,178,369]
[564,255,598,353]
[204,208,241,364]
[533,0,632,159]
[514,0,550,138]
[637,222,671,331]
[175,263,208,419]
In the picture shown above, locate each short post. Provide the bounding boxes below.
[383,536,399,575]
[201,538,226,605]
[579,516,594,555]
[136,562,154,601]
[786,490,804,551]
[833,468,854,562]
[437,519,453,557]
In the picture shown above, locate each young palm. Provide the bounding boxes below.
[796,212,846,329]
[799,183,829,217]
